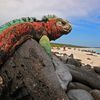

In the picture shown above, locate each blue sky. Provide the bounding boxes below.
[0,0,100,47]
[55,15,100,47]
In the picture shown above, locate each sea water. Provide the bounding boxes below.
[95,49,100,53]
[86,48,100,54]
[90,48,100,54]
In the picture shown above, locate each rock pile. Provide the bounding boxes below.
[0,39,100,100]
[0,39,68,100]
[54,51,100,100]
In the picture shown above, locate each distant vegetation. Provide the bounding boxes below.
[51,43,86,48]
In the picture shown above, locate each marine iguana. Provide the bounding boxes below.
[0,15,72,65]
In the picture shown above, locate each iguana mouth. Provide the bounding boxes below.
[63,23,72,33]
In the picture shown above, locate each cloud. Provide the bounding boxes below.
[0,0,100,25]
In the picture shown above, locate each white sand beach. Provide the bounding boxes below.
[52,47,100,67]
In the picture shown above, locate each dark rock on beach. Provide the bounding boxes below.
[0,39,69,100]
[68,82,92,92]
[0,39,100,100]
[90,89,100,100]
[67,89,94,100]
[94,67,100,75]
[66,54,82,67]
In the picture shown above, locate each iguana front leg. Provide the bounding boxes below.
[39,35,52,57]
[39,35,57,69]
[39,35,72,90]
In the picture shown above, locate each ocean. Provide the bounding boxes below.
[95,49,100,53]
[82,48,100,54]
[89,48,100,54]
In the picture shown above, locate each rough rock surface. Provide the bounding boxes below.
[94,67,100,75]
[66,64,100,89]
[90,89,100,100]
[67,89,94,100]
[0,39,69,100]
[68,82,92,92]
[54,51,100,100]
[66,55,82,67]
[52,55,72,90]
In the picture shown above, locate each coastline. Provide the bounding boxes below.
[52,47,100,67]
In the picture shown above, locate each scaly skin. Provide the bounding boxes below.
[0,16,72,65]
[0,17,36,33]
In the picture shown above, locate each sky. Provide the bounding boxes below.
[0,0,100,47]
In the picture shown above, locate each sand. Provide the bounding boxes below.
[52,47,100,67]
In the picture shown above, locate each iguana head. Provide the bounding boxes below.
[42,15,72,40]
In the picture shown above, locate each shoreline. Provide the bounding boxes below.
[52,47,100,67]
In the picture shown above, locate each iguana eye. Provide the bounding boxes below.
[56,21,63,26]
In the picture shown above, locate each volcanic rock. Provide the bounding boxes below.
[67,89,94,100]
[90,89,100,100]
[0,39,69,100]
